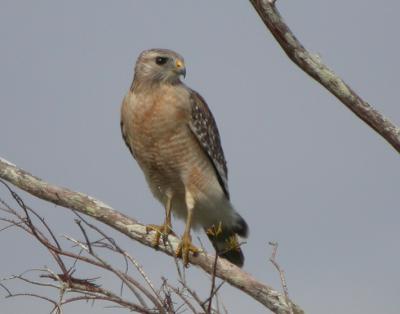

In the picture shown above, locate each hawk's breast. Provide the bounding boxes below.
[122,85,218,200]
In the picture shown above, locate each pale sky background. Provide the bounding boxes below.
[1,1,399,313]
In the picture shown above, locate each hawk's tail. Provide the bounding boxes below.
[205,214,248,267]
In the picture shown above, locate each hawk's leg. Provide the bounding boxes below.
[146,193,175,247]
[176,191,199,266]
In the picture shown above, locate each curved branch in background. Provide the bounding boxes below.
[249,0,400,153]
[0,158,305,314]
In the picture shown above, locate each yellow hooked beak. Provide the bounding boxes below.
[175,59,186,78]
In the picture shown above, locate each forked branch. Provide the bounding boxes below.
[0,185,226,313]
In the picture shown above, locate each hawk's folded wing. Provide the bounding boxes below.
[188,90,230,199]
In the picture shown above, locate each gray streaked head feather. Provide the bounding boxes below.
[131,49,186,90]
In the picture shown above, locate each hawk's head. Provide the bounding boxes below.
[133,49,186,85]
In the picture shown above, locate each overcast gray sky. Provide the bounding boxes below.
[1,1,400,313]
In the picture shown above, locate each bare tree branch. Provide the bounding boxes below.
[0,157,304,314]
[249,0,400,153]
[0,188,217,313]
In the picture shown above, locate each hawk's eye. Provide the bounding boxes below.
[155,56,168,65]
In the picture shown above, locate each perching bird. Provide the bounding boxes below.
[120,49,248,267]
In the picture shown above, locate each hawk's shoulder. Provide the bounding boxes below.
[188,89,230,199]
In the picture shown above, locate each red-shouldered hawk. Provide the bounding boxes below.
[120,49,248,267]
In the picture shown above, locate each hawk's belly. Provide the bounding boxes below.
[132,125,231,231]
[131,113,218,208]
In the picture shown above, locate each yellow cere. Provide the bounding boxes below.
[175,60,184,68]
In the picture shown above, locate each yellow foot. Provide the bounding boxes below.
[146,223,175,247]
[175,233,199,267]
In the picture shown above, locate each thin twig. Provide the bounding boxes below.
[206,252,219,312]
[269,241,293,314]
[74,219,93,254]
[63,235,164,312]
[71,211,160,308]
[164,281,197,314]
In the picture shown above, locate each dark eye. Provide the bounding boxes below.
[155,56,168,65]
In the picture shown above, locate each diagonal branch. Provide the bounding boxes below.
[0,157,304,314]
[249,0,400,153]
